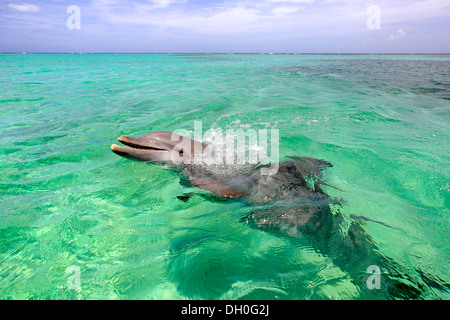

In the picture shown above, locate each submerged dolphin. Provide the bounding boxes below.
[110,131,341,240]
[111,131,446,299]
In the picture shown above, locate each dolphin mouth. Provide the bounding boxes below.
[110,144,165,152]
[110,135,172,162]
[112,135,168,152]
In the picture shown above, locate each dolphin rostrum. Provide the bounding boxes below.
[111,130,446,299]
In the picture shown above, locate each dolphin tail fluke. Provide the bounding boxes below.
[287,156,342,191]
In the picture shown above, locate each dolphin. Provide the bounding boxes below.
[111,130,446,299]
[110,131,344,243]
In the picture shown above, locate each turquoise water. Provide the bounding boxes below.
[0,54,449,300]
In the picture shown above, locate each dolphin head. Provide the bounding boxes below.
[111,131,207,163]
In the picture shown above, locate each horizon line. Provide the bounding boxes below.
[2,52,450,55]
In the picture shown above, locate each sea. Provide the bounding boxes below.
[0,53,449,300]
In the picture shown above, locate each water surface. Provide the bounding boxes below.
[0,54,449,299]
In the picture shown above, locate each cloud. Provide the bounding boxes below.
[150,0,180,8]
[389,28,406,41]
[8,3,40,12]
[142,0,186,9]
[272,6,304,16]
[92,0,315,33]
[3,0,446,53]
[205,7,262,30]
[91,1,263,32]
[266,0,314,3]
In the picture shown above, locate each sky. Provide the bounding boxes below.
[0,0,449,53]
